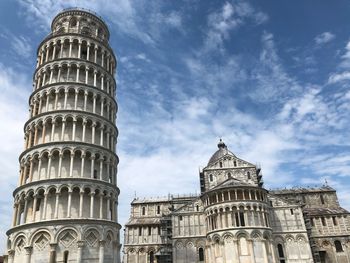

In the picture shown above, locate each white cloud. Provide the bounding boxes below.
[0,64,30,252]
[0,29,32,59]
[204,1,268,53]
[328,71,350,84]
[315,31,335,45]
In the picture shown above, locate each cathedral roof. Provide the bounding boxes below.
[303,207,349,216]
[126,217,161,226]
[208,139,236,166]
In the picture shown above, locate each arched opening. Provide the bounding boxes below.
[142,206,146,215]
[63,250,69,263]
[199,247,204,261]
[209,174,213,182]
[335,240,343,252]
[277,243,285,263]
[149,251,154,263]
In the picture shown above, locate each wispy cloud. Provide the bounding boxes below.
[315,31,335,45]
[0,63,30,252]
[0,29,32,59]
[328,40,350,83]
[204,1,268,53]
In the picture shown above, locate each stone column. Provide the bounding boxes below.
[58,153,63,177]
[63,89,68,108]
[54,192,60,219]
[82,119,87,142]
[79,191,84,217]
[78,41,82,58]
[101,74,104,90]
[12,203,18,227]
[100,127,104,146]
[42,193,48,220]
[60,41,64,58]
[94,47,98,63]
[83,91,88,111]
[51,121,56,141]
[23,197,29,223]
[93,94,97,113]
[49,243,57,263]
[47,154,52,178]
[45,46,50,62]
[28,158,34,182]
[76,67,80,82]
[77,241,85,263]
[72,120,77,140]
[87,43,90,61]
[99,193,104,219]
[80,153,85,178]
[67,190,72,217]
[94,70,97,87]
[69,152,74,177]
[99,240,106,263]
[106,196,111,219]
[49,68,53,84]
[92,122,96,144]
[41,122,47,143]
[32,194,38,222]
[90,192,95,218]
[61,120,66,140]
[85,67,89,84]
[24,246,33,263]
[69,40,73,57]
[57,66,61,83]
[90,155,95,178]
[99,158,104,180]
[7,249,15,263]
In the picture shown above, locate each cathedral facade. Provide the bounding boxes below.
[123,140,350,263]
[4,8,121,263]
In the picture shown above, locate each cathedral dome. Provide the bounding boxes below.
[208,139,236,165]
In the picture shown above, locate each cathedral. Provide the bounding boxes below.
[123,140,350,263]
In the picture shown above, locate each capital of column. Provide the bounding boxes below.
[24,246,33,255]
[49,243,58,251]
[7,249,15,257]
[99,240,106,247]
[77,240,85,248]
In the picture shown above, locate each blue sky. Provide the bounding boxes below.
[1,0,350,252]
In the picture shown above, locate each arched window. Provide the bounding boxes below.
[234,160,237,167]
[277,244,285,263]
[69,18,77,27]
[320,194,325,204]
[198,247,204,261]
[247,171,251,179]
[209,174,213,182]
[157,205,160,214]
[335,240,343,252]
[149,251,154,263]
[63,251,69,263]
[142,206,146,215]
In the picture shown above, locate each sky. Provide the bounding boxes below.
[1,0,350,253]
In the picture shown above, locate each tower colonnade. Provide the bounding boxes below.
[5,8,121,263]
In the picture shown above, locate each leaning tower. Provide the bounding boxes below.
[5,8,121,263]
